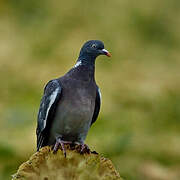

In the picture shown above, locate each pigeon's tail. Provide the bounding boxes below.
[36,129,45,151]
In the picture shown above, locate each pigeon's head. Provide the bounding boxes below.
[79,40,111,60]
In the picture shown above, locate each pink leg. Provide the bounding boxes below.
[53,137,72,157]
[79,143,90,154]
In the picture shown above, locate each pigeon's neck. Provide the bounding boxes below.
[77,53,96,66]
[68,57,96,81]
[74,59,95,68]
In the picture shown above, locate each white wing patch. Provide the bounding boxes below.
[74,60,82,68]
[43,87,59,128]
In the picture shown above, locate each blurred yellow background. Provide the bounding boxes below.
[0,0,180,179]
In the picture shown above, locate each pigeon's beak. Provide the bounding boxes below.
[102,49,111,57]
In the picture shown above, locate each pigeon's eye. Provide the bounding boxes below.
[91,44,97,48]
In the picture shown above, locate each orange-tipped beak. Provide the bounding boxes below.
[102,49,111,57]
[106,51,112,57]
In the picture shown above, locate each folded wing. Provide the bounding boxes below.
[91,87,101,126]
[36,79,62,151]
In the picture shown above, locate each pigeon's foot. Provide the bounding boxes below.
[74,142,90,154]
[80,143,90,154]
[53,138,72,157]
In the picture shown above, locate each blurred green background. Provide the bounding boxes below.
[0,0,180,179]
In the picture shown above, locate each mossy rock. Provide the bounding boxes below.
[12,145,122,180]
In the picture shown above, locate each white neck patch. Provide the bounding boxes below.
[74,61,82,68]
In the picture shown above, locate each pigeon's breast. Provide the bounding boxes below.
[50,79,96,141]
